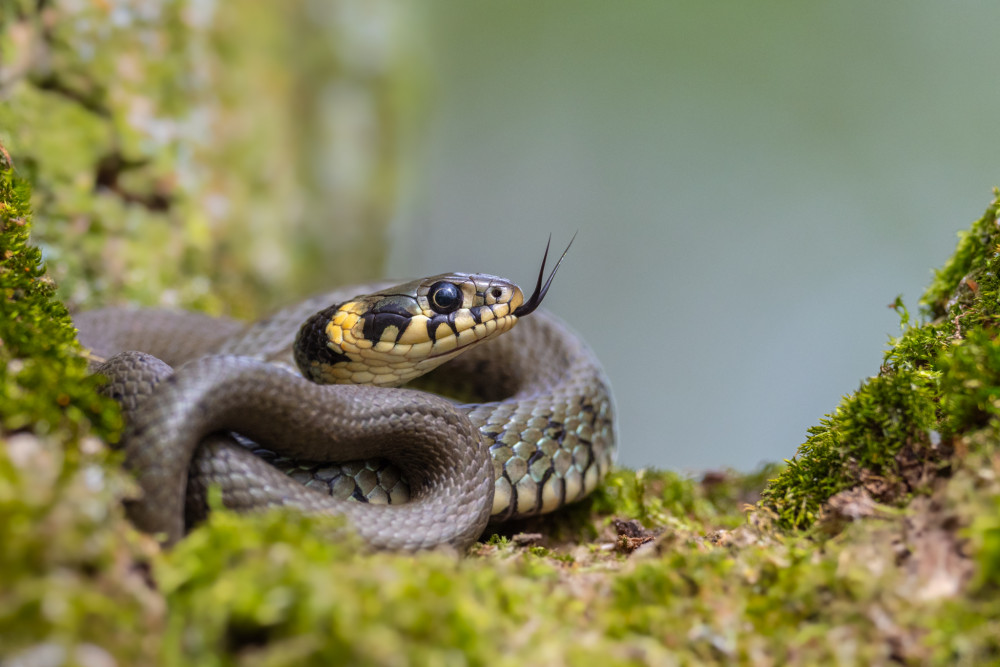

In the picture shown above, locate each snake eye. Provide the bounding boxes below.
[428,281,462,314]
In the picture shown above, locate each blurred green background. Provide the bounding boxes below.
[4,1,999,472]
[398,2,1000,471]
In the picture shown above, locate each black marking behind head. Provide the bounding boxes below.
[513,232,577,317]
[364,296,419,343]
[362,311,410,343]
[294,305,350,381]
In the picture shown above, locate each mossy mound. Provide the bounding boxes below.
[762,193,1000,531]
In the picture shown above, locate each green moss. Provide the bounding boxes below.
[8,2,1000,658]
[159,509,652,666]
[921,192,1000,320]
[158,479,956,665]
[592,467,770,532]
[0,156,162,664]
[761,368,938,530]
[965,491,1000,592]
[938,328,1000,438]
[882,297,949,372]
[0,162,119,438]
[763,194,1000,531]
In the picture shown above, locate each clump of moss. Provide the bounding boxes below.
[0,155,162,664]
[592,466,779,532]
[938,327,1000,439]
[921,194,1000,321]
[762,192,1000,530]
[0,158,118,438]
[160,510,595,666]
[160,471,935,666]
[761,368,939,530]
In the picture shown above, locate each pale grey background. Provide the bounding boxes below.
[389,2,1000,472]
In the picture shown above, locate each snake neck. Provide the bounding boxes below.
[294,305,351,383]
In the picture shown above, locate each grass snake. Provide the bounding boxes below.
[75,241,616,551]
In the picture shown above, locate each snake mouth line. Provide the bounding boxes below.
[424,313,518,361]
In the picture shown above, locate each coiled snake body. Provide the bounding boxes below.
[76,248,615,551]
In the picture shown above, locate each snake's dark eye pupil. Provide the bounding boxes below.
[429,282,462,314]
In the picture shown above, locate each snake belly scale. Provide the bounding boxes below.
[76,248,615,551]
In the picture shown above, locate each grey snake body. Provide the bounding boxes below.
[76,267,615,551]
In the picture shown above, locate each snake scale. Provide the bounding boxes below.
[75,242,615,551]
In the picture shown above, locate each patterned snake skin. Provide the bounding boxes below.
[76,278,615,551]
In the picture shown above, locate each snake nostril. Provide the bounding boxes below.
[491,287,503,299]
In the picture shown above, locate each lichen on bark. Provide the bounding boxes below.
[0,0,408,317]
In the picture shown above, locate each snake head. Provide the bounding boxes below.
[294,236,575,387]
[295,273,527,386]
